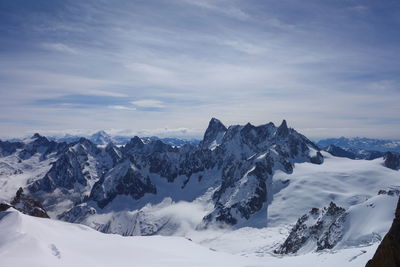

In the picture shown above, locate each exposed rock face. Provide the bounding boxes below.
[383,152,400,170]
[200,118,228,150]
[0,140,23,157]
[0,203,12,212]
[275,202,346,254]
[366,197,400,267]
[18,133,68,161]
[0,188,50,218]
[90,160,157,208]
[29,138,113,193]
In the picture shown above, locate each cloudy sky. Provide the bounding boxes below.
[0,0,399,139]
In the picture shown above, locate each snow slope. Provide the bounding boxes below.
[268,151,399,227]
[0,209,260,267]
[0,209,383,267]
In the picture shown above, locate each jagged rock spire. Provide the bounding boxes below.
[32,133,42,139]
[129,136,144,146]
[201,118,227,149]
[276,119,289,137]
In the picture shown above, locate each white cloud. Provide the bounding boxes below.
[131,99,165,108]
[108,105,136,111]
[41,43,78,54]
[183,0,249,20]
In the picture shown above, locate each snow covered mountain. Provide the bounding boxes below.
[20,118,323,230]
[0,118,399,266]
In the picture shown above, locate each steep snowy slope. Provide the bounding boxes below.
[0,209,384,267]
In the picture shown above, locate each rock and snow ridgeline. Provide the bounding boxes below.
[0,118,399,257]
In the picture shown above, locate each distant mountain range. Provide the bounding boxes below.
[7,130,200,147]
[317,137,400,153]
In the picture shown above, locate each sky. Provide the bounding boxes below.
[0,0,399,139]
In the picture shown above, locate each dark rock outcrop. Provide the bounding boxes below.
[0,202,12,212]
[383,152,400,170]
[366,197,400,267]
[0,187,50,218]
[275,202,346,254]
[0,140,23,157]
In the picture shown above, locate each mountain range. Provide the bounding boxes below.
[0,118,399,266]
[49,131,200,146]
[317,137,400,153]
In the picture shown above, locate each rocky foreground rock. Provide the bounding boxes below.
[366,197,400,267]
[0,187,49,218]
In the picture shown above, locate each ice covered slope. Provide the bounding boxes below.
[0,209,383,267]
[268,151,400,227]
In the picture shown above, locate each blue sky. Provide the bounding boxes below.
[0,0,399,139]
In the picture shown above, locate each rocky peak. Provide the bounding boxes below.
[150,139,175,153]
[89,130,112,145]
[127,136,144,148]
[18,133,66,160]
[73,137,98,153]
[32,133,42,139]
[30,133,50,144]
[276,119,289,138]
[209,117,227,130]
[201,118,227,150]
